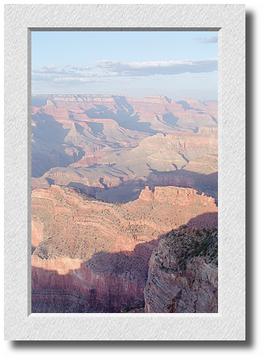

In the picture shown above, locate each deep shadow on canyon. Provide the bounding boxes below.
[32,212,218,314]
[66,170,218,204]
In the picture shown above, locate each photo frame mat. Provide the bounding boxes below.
[5,4,245,341]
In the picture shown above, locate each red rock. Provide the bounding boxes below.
[31,185,217,312]
[144,227,218,313]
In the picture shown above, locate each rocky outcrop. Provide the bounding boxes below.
[31,94,218,313]
[32,240,157,313]
[32,95,217,179]
[144,227,218,313]
[31,185,217,313]
[32,129,217,193]
[31,185,217,259]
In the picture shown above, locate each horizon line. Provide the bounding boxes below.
[31,93,218,102]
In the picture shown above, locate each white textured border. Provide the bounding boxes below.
[4,4,245,341]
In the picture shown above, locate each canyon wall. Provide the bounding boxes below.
[32,186,217,313]
[31,95,218,313]
[144,227,218,313]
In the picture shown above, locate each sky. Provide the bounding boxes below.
[31,31,218,100]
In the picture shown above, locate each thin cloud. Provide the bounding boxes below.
[196,35,218,44]
[52,77,105,84]
[33,65,94,76]
[32,65,104,84]
[32,59,217,85]
[98,60,217,76]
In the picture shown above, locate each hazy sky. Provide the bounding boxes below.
[32,31,218,100]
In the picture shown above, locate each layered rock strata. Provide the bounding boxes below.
[32,185,217,312]
[144,227,218,313]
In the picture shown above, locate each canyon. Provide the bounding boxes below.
[32,95,217,199]
[145,226,218,313]
[31,95,218,313]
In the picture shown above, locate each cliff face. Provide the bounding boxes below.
[32,95,217,191]
[144,227,218,313]
[32,242,154,313]
[32,185,217,259]
[32,185,217,313]
[31,95,218,313]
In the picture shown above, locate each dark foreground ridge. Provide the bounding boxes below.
[145,226,218,313]
[32,214,218,313]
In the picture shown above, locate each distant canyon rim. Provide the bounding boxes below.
[31,94,218,313]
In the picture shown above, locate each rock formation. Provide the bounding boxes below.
[144,226,218,313]
[32,185,217,312]
[31,95,217,183]
[31,94,218,313]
